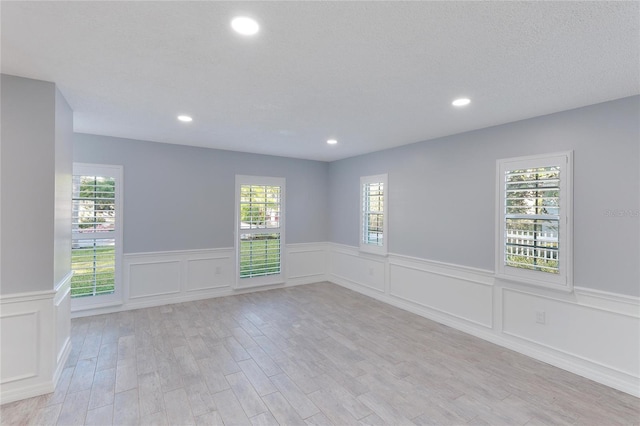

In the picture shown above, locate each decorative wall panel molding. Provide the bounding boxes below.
[327,243,640,397]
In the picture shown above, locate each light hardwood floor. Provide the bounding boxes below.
[1,282,638,425]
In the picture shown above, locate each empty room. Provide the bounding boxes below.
[1,1,639,425]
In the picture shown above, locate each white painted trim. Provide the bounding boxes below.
[389,252,494,276]
[331,273,494,344]
[0,382,55,406]
[56,241,640,398]
[72,272,322,319]
[72,243,327,318]
[389,253,494,287]
[330,244,386,293]
[501,287,638,377]
[234,175,286,289]
[0,290,56,304]
[327,242,640,397]
[387,252,493,328]
[286,242,328,282]
[359,173,388,256]
[53,271,73,304]
[124,247,233,258]
[0,273,72,404]
[53,273,71,385]
[574,286,640,318]
[495,151,574,292]
[71,300,122,313]
[0,311,39,384]
[71,163,124,308]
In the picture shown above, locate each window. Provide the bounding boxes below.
[496,152,573,291]
[72,163,123,307]
[360,174,388,255]
[235,176,285,288]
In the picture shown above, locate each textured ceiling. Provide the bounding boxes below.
[2,1,638,161]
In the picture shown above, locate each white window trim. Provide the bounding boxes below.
[234,175,286,289]
[495,151,573,292]
[360,173,388,256]
[71,163,124,310]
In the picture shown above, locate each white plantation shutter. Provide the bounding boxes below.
[72,163,123,306]
[363,182,384,245]
[360,174,388,255]
[497,152,573,291]
[504,167,560,273]
[239,184,282,278]
[236,176,285,288]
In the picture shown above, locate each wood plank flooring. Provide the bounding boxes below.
[1,282,638,425]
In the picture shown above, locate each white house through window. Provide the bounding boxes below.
[496,152,573,291]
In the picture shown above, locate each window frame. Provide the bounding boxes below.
[360,174,388,256]
[234,175,286,289]
[495,151,573,292]
[71,163,123,310]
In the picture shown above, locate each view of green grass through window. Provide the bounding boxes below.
[71,243,115,297]
[71,174,117,298]
[240,235,280,278]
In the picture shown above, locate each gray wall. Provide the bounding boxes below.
[1,75,55,294]
[73,96,638,296]
[1,74,73,294]
[73,134,330,253]
[54,88,73,285]
[329,96,640,297]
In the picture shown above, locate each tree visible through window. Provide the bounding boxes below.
[504,166,560,273]
[497,152,573,290]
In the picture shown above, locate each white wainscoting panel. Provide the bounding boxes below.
[503,287,640,378]
[329,244,385,292]
[129,260,181,299]
[121,249,233,310]
[83,244,327,316]
[53,273,72,375]
[574,286,640,317]
[326,243,640,397]
[66,241,640,397]
[0,272,72,404]
[186,256,233,292]
[388,256,493,328]
[286,243,328,285]
[0,311,39,384]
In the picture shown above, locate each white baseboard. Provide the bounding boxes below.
[327,243,640,398]
[0,272,72,405]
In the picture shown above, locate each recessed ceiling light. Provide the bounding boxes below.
[231,17,259,36]
[177,115,193,122]
[327,139,338,145]
[452,98,471,107]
